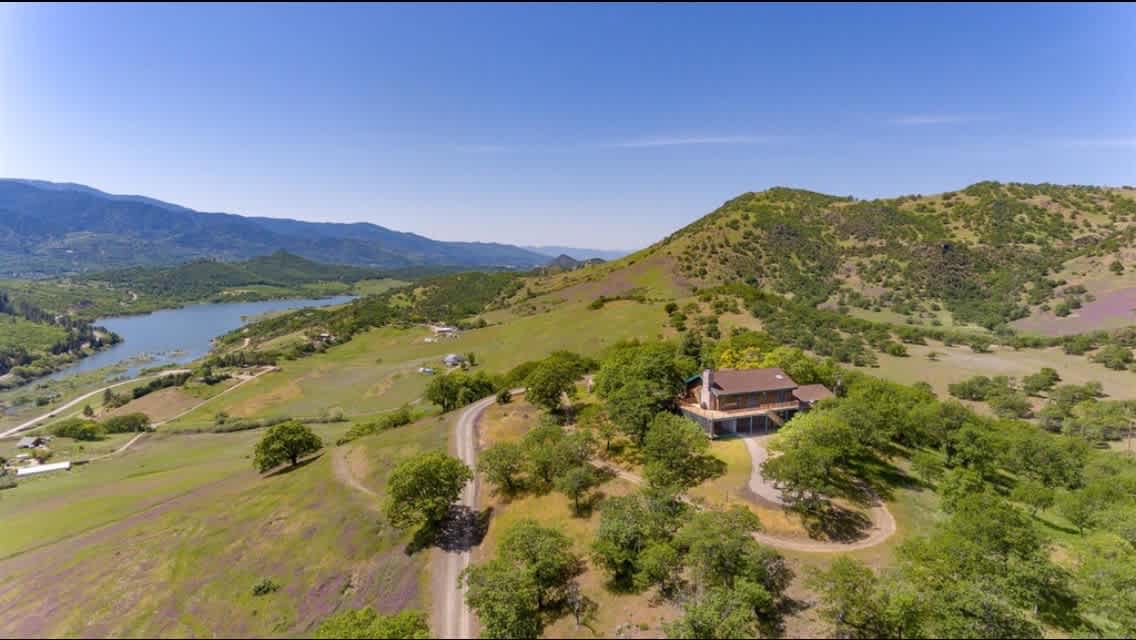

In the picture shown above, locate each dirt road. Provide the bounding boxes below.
[0,369,191,439]
[433,394,493,639]
[432,389,525,639]
[741,434,896,552]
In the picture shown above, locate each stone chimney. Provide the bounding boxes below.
[701,369,713,409]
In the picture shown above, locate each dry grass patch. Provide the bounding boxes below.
[109,387,200,423]
[688,438,809,538]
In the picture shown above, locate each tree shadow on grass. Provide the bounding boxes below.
[843,454,920,503]
[571,490,607,519]
[797,501,873,543]
[764,595,811,639]
[262,452,324,478]
[405,505,493,555]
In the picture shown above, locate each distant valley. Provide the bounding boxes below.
[522,245,630,261]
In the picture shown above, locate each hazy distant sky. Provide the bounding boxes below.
[1,4,1133,249]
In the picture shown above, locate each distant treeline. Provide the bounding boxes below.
[221,271,521,350]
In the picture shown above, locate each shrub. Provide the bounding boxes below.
[252,578,280,596]
[51,417,105,441]
[101,413,150,433]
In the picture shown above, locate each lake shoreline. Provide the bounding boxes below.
[12,295,355,391]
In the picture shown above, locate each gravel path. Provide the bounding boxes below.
[743,435,788,506]
[331,445,378,500]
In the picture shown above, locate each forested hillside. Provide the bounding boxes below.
[0,292,117,386]
[0,179,547,275]
[662,182,1136,329]
[88,251,382,300]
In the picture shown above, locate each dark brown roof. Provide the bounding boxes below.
[793,384,835,403]
[708,368,797,395]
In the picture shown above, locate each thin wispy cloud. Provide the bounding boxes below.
[1060,136,1136,149]
[891,115,979,126]
[452,134,778,153]
[604,135,775,148]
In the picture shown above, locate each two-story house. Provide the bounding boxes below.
[679,367,833,437]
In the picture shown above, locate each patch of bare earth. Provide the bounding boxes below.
[1013,286,1136,336]
[108,387,201,423]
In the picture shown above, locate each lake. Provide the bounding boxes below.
[48,296,355,381]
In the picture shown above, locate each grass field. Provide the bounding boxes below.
[868,340,1136,402]
[687,438,808,537]
[0,416,445,637]
[0,314,68,354]
[164,298,669,430]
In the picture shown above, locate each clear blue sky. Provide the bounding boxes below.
[2,3,1133,249]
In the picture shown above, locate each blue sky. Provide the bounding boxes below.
[1,3,1133,249]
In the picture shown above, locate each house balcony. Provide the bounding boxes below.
[678,400,800,422]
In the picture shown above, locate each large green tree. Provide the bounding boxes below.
[643,412,723,490]
[498,518,583,608]
[253,420,323,472]
[664,580,773,640]
[462,559,543,639]
[555,465,600,516]
[479,442,527,496]
[807,557,916,639]
[525,360,577,414]
[595,342,687,444]
[672,507,788,597]
[383,451,472,529]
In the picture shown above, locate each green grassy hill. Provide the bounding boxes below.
[518,182,1136,332]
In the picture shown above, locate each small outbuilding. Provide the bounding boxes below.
[16,461,71,477]
[16,436,49,449]
[443,353,466,367]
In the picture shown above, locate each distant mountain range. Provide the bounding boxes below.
[0,179,549,275]
[523,245,630,261]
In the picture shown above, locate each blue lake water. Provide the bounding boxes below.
[48,295,354,382]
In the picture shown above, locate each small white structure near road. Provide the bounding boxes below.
[16,461,71,477]
[443,353,466,367]
[431,325,458,335]
[17,435,50,449]
[418,367,436,374]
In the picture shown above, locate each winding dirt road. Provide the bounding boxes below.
[599,435,897,554]
[742,434,896,552]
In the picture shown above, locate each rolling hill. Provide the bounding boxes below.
[0,179,548,275]
[514,182,1136,333]
[87,251,384,300]
[230,182,1136,375]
